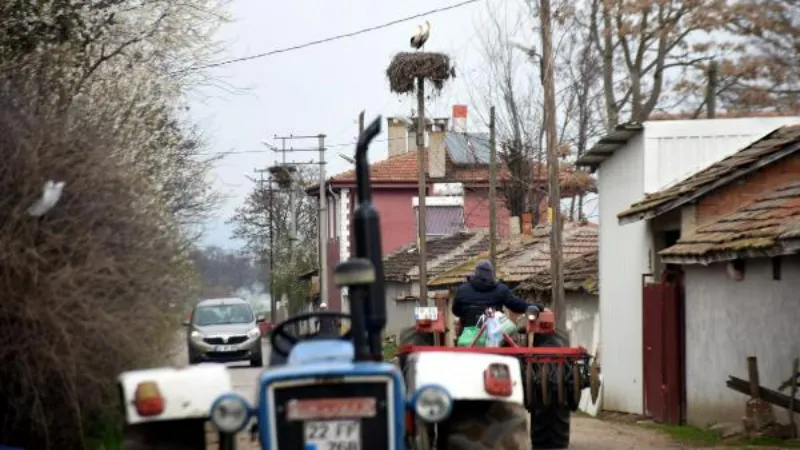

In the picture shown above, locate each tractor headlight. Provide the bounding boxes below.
[210,393,252,434]
[412,385,452,423]
[246,327,261,339]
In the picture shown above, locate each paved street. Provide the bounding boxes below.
[169,334,708,449]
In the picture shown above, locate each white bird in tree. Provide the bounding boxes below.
[410,20,431,51]
[27,180,65,217]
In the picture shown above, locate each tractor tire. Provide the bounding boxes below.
[397,326,434,370]
[530,328,571,449]
[121,419,207,450]
[443,401,529,450]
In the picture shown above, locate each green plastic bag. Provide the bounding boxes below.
[457,325,486,347]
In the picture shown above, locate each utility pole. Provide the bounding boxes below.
[270,134,330,308]
[416,76,429,307]
[317,134,328,307]
[488,106,498,270]
[540,0,565,330]
[254,168,276,320]
[707,60,718,119]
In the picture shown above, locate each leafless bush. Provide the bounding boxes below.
[0,61,193,449]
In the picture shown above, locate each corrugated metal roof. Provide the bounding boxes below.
[618,125,800,225]
[574,123,644,171]
[444,132,490,165]
[427,223,598,287]
[660,181,800,264]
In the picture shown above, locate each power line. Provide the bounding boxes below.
[174,0,482,73]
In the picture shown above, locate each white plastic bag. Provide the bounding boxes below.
[485,316,503,347]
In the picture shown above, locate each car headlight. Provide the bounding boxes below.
[412,385,452,423]
[210,393,252,433]
[246,327,261,339]
[190,330,204,340]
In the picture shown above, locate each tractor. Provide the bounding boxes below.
[117,116,459,449]
[396,289,601,449]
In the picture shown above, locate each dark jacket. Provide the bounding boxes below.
[451,276,530,327]
[317,316,339,336]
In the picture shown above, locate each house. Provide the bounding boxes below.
[381,229,490,337]
[611,124,800,428]
[515,249,599,352]
[575,116,800,417]
[426,222,599,348]
[308,105,583,312]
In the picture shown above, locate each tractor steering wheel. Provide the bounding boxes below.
[269,311,352,358]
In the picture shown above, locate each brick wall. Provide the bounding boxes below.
[695,153,800,225]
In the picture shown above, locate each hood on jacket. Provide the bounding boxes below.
[470,260,497,292]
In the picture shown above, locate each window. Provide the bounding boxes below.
[417,205,465,236]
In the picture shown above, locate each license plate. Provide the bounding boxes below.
[304,420,360,450]
[213,345,235,352]
[287,398,376,421]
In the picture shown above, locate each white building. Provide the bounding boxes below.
[576,116,800,415]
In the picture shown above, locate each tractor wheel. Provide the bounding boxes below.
[121,419,207,450]
[443,401,529,450]
[530,329,571,449]
[397,326,434,370]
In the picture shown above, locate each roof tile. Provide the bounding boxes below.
[428,222,598,287]
[659,180,800,263]
[383,230,490,282]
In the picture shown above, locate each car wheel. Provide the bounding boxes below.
[250,352,263,367]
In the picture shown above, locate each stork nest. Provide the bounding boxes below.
[386,52,454,95]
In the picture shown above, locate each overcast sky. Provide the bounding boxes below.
[189,0,594,251]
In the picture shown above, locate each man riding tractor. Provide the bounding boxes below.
[452,260,543,340]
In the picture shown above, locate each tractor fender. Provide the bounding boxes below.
[118,363,233,425]
[406,351,524,406]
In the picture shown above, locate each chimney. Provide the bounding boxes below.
[452,105,467,133]
[387,117,407,157]
[429,117,449,178]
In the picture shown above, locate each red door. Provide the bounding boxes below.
[642,280,685,424]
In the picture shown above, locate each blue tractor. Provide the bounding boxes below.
[207,117,453,449]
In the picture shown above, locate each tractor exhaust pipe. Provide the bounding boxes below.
[352,116,387,360]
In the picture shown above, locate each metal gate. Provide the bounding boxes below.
[642,278,685,424]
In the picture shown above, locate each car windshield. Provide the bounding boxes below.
[193,304,254,326]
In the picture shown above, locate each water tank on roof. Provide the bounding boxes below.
[432,183,464,196]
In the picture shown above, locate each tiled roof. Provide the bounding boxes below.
[515,250,598,296]
[327,150,507,185]
[659,181,800,264]
[617,125,800,225]
[428,222,598,287]
[383,230,489,282]
[324,149,595,192]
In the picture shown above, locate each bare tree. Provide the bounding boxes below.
[230,168,320,312]
[585,0,731,130]
[468,0,599,219]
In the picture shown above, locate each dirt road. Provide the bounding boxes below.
[570,415,688,449]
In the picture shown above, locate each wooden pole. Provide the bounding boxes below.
[416,76,429,306]
[707,60,718,119]
[540,0,565,330]
[489,106,498,270]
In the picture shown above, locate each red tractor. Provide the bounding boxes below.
[396,297,600,449]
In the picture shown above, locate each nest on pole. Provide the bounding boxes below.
[386,52,453,95]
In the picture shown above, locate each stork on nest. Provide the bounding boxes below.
[410,21,430,51]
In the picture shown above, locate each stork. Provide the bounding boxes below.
[410,20,430,51]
